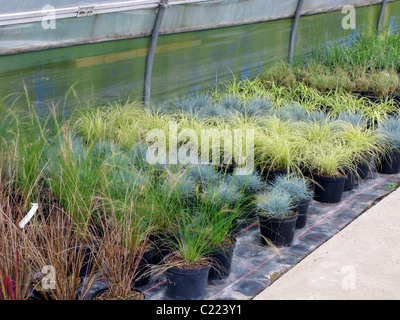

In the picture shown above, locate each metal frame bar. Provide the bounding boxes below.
[288,0,304,66]
[377,0,388,33]
[143,0,169,106]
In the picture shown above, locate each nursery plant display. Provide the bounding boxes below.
[256,187,298,247]
[162,211,212,300]
[301,121,355,203]
[268,174,313,229]
[200,180,244,280]
[1,27,400,301]
[260,29,400,102]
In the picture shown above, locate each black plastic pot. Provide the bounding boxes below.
[164,254,211,300]
[264,168,289,182]
[231,214,258,235]
[150,231,177,265]
[313,174,346,204]
[28,288,54,300]
[132,248,154,288]
[230,201,258,234]
[77,278,108,300]
[356,161,370,179]
[343,168,356,191]
[259,213,298,247]
[69,242,98,278]
[377,148,400,174]
[207,238,236,280]
[294,199,311,229]
[77,276,146,300]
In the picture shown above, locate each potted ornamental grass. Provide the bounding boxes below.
[187,164,222,187]
[300,121,355,203]
[336,111,372,182]
[307,145,354,203]
[227,168,264,221]
[77,157,156,301]
[268,174,313,229]
[88,213,152,300]
[99,162,155,290]
[149,170,198,264]
[45,133,112,279]
[162,210,212,300]
[335,115,384,185]
[227,169,264,198]
[255,187,298,247]
[199,204,238,281]
[255,132,300,180]
[254,119,304,179]
[376,117,400,174]
[200,180,245,280]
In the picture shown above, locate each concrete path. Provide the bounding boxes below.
[253,187,400,300]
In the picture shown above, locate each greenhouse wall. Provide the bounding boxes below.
[0,0,399,115]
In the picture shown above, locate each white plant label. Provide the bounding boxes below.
[18,203,39,228]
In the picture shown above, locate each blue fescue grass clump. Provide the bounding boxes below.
[106,167,149,201]
[268,174,313,203]
[197,102,231,119]
[216,95,274,118]
[93,139,132,170]
[256,187,295,219]
[153,93,217,118]
[202,181,243,210]
[217,96,244,117]
[227,168,264,197]
[187,164,221,187]
[376,116,400,149]
[160,172,197,201]
[130,143,149,166]
[92,139,121,159]
[244,96,273,117]
[337,111,368,128]
[307,110,331,123]
[274,103,309,122]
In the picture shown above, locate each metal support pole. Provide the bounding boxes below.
[288,0,304,66]
[377,0,388,34]
[143,0,169,107]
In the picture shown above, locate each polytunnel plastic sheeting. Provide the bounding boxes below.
[0,1,399,116]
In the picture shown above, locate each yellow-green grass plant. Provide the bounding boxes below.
[336,120,388,177]
[254,116,306,176]
[298,120,355,178]
[296,61,356,94]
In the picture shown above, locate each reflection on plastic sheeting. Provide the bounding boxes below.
[0,2,399,117]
